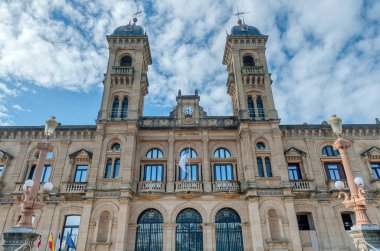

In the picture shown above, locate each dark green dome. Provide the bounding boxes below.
[230,19,261,36]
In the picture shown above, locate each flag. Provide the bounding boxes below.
[65,232,76,250]
[55,232,61,251]
[36,233,42,248]
[48,232,55,251]
[179,150,189,172]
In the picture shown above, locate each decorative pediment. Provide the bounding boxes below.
[69,149,93,161]
[284,147,306,157]
[0,150,13,162]
[361,146,380,160]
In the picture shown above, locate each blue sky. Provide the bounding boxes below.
[0,0,379,126]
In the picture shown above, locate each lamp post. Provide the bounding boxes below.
[330,115,380,250]
[2,116,58,251]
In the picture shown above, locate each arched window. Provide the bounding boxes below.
[215,208,244,251]
[214,148,231,158]
[121,96,128,119]
[256,96,265,118]
[135,209,163,251]
[322,145,340,156]
[247,97,255,118]
[97,211,111,242]
[176,208,203,251]
[243,55,254,66]
[61,215,81,249]
[111,97,119,119]
[268,209,281,240]
[146,148,164,158]
[256,142,266,150]
[120,55,132,67]
[111,143,121,152]
[180,148,197,158]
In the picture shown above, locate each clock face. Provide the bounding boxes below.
[183,105,193,115]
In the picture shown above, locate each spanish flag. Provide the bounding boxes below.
[48,232,55,251]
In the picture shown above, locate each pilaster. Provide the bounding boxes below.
[247,198,264,251]
[166,134,175,192]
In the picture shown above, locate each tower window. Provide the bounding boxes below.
[120,55,132,66]
[256,96,265,118]
[111,97,119,119]
[121,96,128,119]
[247,97,255,118]
[243,55,255,66]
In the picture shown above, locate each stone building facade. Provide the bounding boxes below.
[1,19,380,251]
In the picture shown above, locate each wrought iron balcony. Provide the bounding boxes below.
[111,66,134,76]
[175,181,203,192]
[138,181,165,193]
[241,66,264,75]
[212,180,240,192]
[290,180,316,191]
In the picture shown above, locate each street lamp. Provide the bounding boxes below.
[330,115,372,226]
[15,116,58,229]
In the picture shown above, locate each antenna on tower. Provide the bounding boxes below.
[232,6,249,24]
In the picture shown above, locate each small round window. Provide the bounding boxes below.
[111,143,121,151]
[256,142,265,150]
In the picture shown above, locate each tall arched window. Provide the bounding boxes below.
[215,208,244,251]
[121,96,128,119]
[214,148,234,181]
[214,148,231,158]
[111,97,119,119]
[179,148,199,181]
[135,209,163,251]
[143,148,164,182]
[61,215,81,249]
[243,55,254,66]
[120,55,132,67]
[176,208,203,251]
[322,145,340,156]
[247,97,255,118]
[97,211,111,242]
[146,148,164,158]
[256,96,265,118]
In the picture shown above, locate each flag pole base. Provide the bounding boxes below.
[2,227,39,251]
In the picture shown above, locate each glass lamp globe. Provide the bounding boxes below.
[43,182,53,191]
[335,180,345,190]
[44,116,58,137]
[24,179,34,188]
[22,184,28,191]
[354,177,364,186]
[329,115,343,136]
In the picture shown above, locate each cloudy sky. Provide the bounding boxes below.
[0,0,379,126]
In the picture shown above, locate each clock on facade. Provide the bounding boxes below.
[183,105,193,115]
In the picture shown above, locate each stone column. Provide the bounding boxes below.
[87,126,105,190]
[163,223,175,250]
[115,199,131,250]
[240,128,255,181]
[203,223,215,251]
[122,124,137,186]
[167,134,175,192]
[76,200,93,250]
[202,132,211,192]
[247,198,264,251]
[284,198,302,250]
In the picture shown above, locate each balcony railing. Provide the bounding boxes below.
[138,181,165,193]
[241,66,264,75]
[175,181,203,192]
[65,182,87,193]
[212,180,240,192]
[291,180,316,191]
[111,66,133,76]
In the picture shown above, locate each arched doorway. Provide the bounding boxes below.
[135,209,163,251]
[176,208,203,251]
[215,208,244,251]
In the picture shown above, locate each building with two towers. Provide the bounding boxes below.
[1,17,380,251]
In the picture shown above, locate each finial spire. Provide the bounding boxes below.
[233,6,249,25]
[132,6,142,25]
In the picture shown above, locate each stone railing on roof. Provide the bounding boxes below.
[280,124,380,138]
[138,116,238,130]
[0,126,96,140]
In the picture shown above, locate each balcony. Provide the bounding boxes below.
[290,180,316,191]
[138,181,165,193]
[175,181,203,192]
[64,182,87,193]
[241,66,264,75]
[326,180,348,191]
[111,66,133,76]
[212,180,240,192]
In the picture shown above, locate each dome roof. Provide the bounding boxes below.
[112,24,144,36]
[230,19,261,36]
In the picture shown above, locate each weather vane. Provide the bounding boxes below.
[132,5,142,24]
[233,6,249,22]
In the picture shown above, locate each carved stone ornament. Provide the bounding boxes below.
[143,119,153,126]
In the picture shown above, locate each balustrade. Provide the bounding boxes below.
[111,66,134,75]
[291,180,316,191]
[65,182,87,193]
[175,181,203,192]
[212,180,240,192]
[138,181,165,192]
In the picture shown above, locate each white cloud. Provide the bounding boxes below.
[0,0,379,124]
